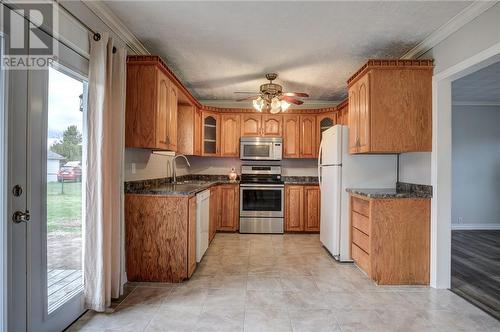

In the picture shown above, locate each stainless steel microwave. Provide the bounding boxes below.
[240,137,282,161]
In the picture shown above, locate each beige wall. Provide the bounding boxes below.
[124,149,318,181]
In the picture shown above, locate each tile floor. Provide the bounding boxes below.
[68,233,500,332]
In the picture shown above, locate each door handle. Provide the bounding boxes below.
[12,210,30,224]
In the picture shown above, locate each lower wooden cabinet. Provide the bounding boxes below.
[285,184,320,232]
[217,184,240,232]
[125,194,197,282]
[350,194,430,285]
[209,186,221,242]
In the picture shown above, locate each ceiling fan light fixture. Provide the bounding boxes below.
[280,100,290,111]
[253,96,264,112]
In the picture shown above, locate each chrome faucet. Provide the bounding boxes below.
[171,154,191,184]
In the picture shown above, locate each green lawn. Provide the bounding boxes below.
[47,181,82,233]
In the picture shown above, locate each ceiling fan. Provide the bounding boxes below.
[235,73,309,114]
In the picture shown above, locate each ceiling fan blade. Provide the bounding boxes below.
[281,96,304,105]
[236,95,259,102]
[234,91,259,94]
[283,92,309,98]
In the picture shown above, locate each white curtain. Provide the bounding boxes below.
[84,31,127,312]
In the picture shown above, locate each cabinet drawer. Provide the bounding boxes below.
[352,243,370,275]
[352,211,370,235]
[352,227,370,254]
[352,197,369,217]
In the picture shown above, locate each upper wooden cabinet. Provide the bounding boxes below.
[241,114,282,137]
[337,101,349,126]
[284,115,318,158]
[317,113,336,143]
[262,115,282,136]
[220,114,241,157]
[241,114,261,136]
[126,61,178,150]
[300,115,317,158]
[202,111,220,156]
[347,59,433,154]
[177,105,202,156]
[283,115,300,158]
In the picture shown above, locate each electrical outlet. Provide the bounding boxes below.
[131,163,136,174]
[458,217,463,224]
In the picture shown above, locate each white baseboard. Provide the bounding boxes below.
[451,223,500,230]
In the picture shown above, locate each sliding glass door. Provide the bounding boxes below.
[6,5,89,329]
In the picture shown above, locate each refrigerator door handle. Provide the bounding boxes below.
[317,140,323,191]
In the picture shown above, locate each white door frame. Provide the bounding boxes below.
[430,41,500,288]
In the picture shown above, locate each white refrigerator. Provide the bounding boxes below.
[318,125,396,261]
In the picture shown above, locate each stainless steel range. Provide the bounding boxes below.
[239,165,284,234]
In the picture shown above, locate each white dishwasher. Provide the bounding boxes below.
[196,190,210,262]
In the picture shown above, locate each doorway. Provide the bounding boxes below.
[450,60,500,319]
[5,6,90,329]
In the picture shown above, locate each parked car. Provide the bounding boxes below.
[57,164,82,182]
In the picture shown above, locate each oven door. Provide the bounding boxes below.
[240,142,274,160]
[240,184,284,218]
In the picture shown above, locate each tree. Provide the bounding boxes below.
[50,125,82,161]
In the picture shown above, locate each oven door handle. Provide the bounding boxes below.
[240,184,284,188]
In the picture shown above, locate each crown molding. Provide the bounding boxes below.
[401,1,498,59]
[200,99,341,110]
[82,0,150,55]
[452,101,500,107]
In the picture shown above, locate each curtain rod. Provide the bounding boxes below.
[56,1,116,53]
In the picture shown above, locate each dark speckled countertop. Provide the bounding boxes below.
[283,176,319,185]
[347,182,432,199]
[125,175,319,196]
[125,175,238,196]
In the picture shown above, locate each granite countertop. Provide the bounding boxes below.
[346,182,433,199]
[125,175,239,196]
[283,176,319,185]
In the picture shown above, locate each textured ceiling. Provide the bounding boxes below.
[453,60,500,103]
[105,1,472,106]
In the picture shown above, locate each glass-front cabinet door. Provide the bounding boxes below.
[202,112,220,156]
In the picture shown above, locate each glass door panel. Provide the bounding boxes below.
[46,66,87,313]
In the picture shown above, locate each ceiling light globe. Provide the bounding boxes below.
[280,101,290,111]
[253,97,264,112]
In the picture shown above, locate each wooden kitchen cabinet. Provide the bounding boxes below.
[202,111,220,156]
[285,184,320,232]
[209,185,221,242]
[337,100,349,126]
[177,105,202,156]
[317,113,336,143]
[241,114,282,137]
[125,194,197,282]
[187,196,197,277]
[220,114,241,157]
[126,60,178,150]
[285,185,304,231]
[347,59,433,154]
[241,114,262,136]
[300,115,317,158]
[304,186,320,232]
[350,194,430,285]
[262,115,282,136]
[218,184,239,232]
[283,115,300,158]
